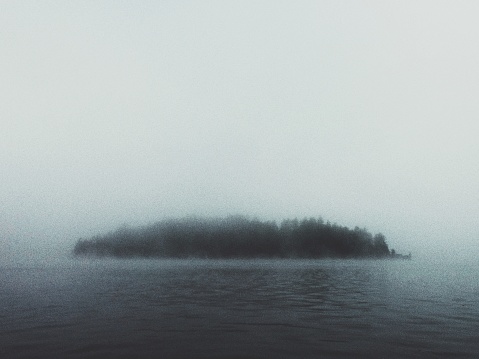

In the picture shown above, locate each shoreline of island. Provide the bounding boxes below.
[73,216,410,260]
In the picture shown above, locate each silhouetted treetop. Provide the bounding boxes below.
[73,216,392,259]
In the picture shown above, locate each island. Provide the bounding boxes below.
[73,216,410,259]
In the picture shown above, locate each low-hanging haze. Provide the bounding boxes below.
[1,0,478,264]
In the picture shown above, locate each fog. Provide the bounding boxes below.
[1,1,478,265]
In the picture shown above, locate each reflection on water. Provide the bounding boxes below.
[1,259,478,358]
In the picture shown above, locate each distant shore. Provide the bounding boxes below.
[390,251,412,260]
[73,216,409,260]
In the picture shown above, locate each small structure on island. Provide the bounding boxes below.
[390,249,411,260]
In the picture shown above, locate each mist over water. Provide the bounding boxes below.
[2,258,478,358]
[2,0,479,267]
[2,1,479,357]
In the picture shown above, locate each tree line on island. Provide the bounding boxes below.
[73,216,408,259]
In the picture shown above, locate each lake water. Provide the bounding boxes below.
[1,258,478,358]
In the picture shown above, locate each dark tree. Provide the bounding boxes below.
[73,216,394,259]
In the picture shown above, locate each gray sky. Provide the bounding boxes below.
[1,0,478,264]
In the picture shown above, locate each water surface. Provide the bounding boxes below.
[1,259,478,358]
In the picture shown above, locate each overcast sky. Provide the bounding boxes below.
[1,0,478,264]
